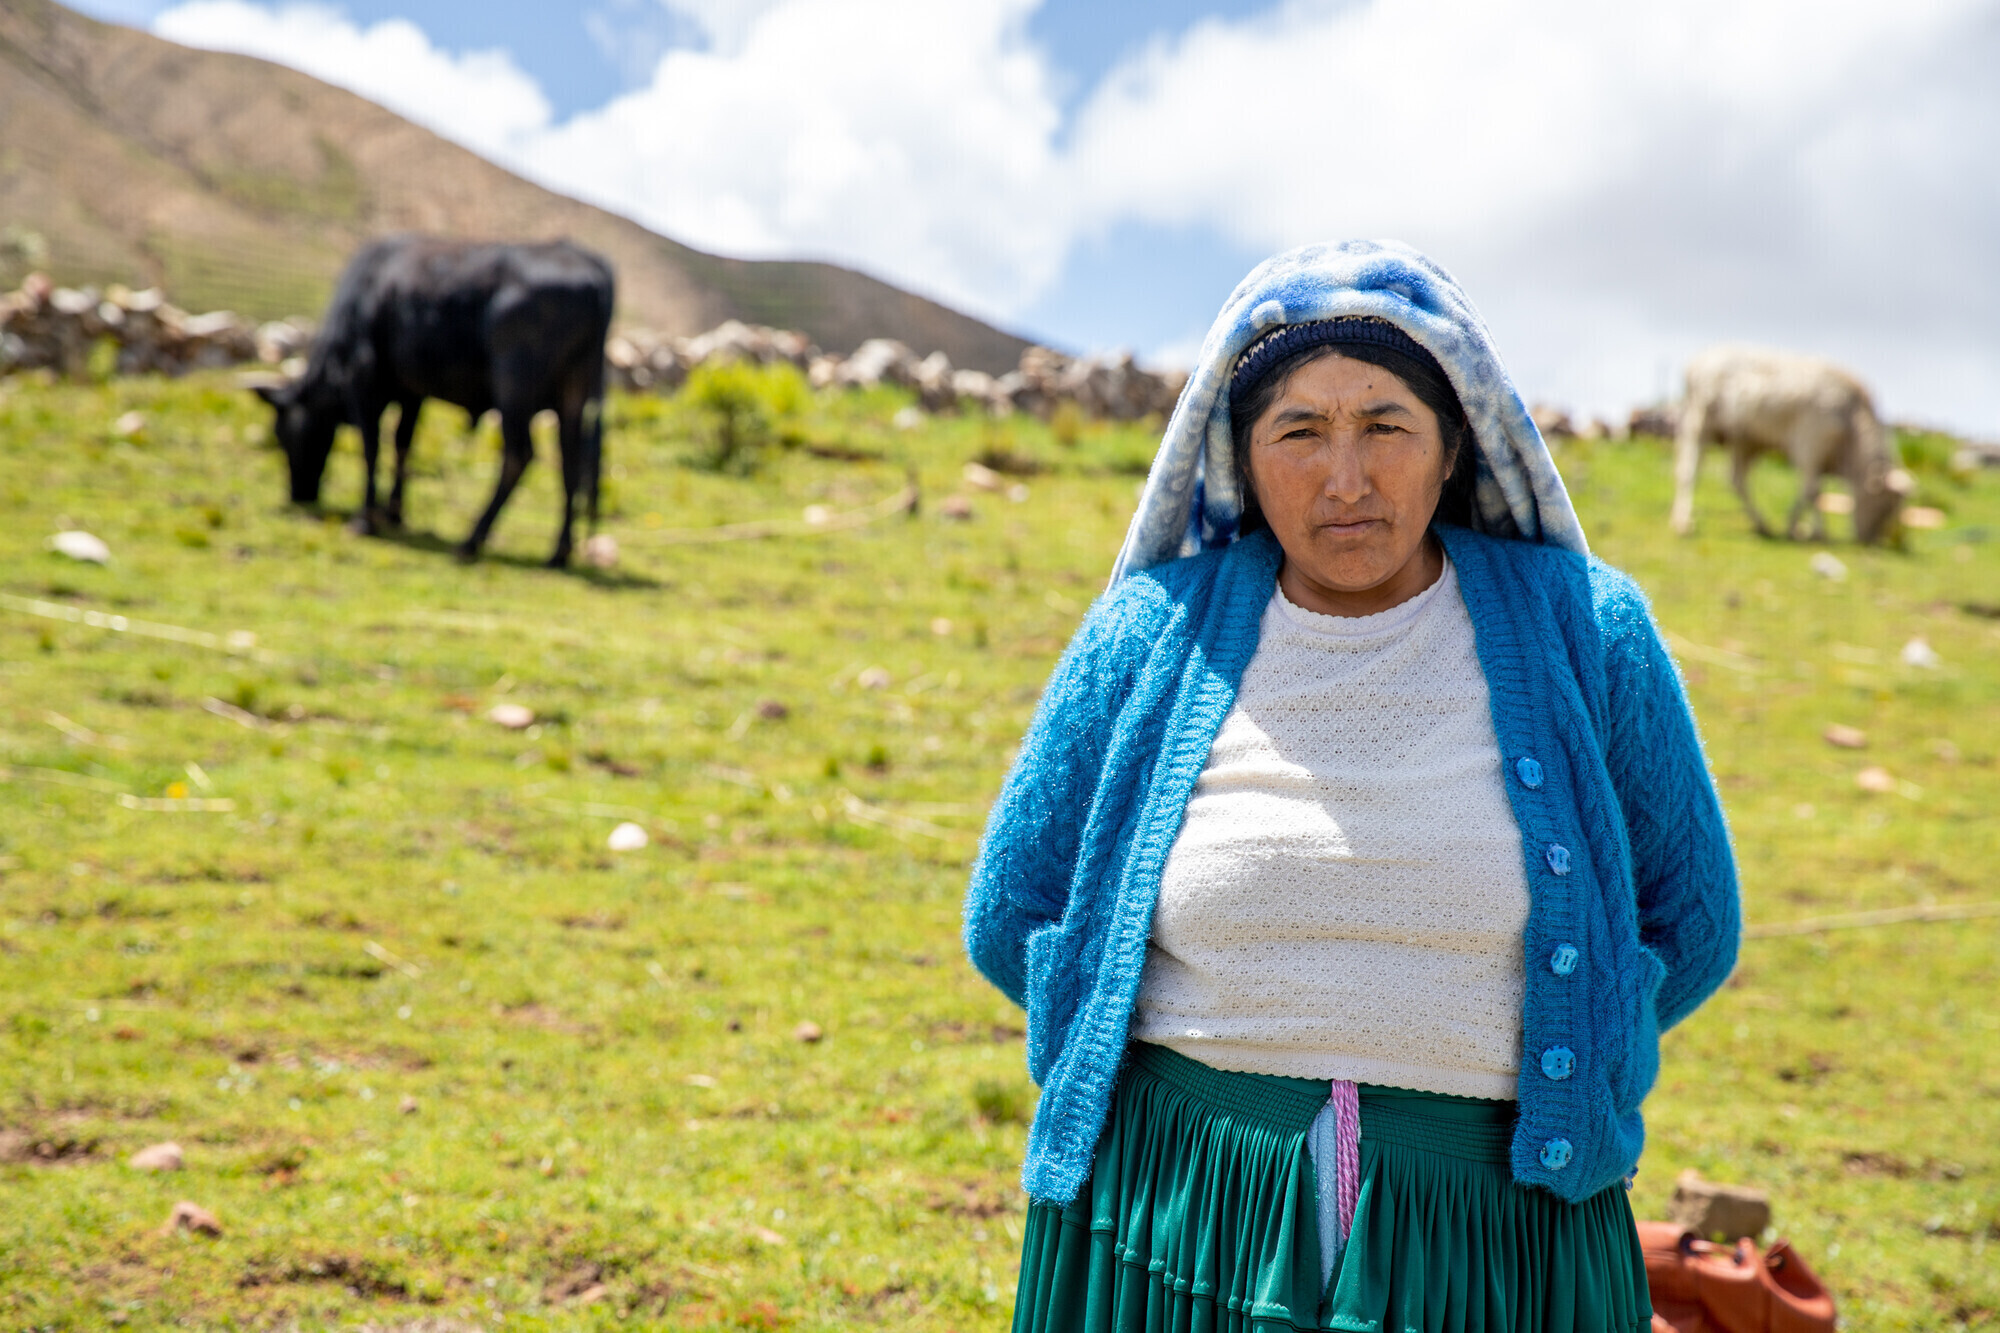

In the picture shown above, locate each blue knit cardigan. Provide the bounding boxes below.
[963,524,1740,1206]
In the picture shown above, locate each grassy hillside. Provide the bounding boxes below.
[0,0,1032,370]
[0,373,1996,1331]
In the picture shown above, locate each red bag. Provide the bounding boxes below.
[1638,1222,1836,1333]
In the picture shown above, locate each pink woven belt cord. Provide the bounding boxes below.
[1330,1078,1361,1242]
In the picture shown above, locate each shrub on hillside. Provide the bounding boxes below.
[681,359,809,472]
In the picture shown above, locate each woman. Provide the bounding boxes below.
[964,241,1740,1332]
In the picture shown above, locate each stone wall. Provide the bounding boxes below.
[3,274,1189,423]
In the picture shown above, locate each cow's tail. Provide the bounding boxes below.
[584,363,606,534]
[586,270,613,535]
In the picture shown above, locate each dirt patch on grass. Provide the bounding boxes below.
[238,1252,432,1301]
[0,1127,102,1164]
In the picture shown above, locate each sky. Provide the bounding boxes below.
[70,0,2000,435]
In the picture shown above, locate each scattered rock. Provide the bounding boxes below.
[1007,482,1031,503]
[755,699,789,720]
[1669,1170,1770,1242]
[856,666,892,690]
[1899,636,1942,669]
[1822,724,1867,749]
[112,410,146,439]
[399,1095,420,1115]
[750,1226,786,1245]
[1901,506,1946,529]
[1855,766,1896,794]
[47,530,110,564]
[962,461,1004,491]
[801,504,832,526]
[793,1020,824,1043]
[1808,552,1848,581]
[487,703,535,730]
[129,1141,183,1171]
[606,822,649,851]
[1627,404,1679,439]
[891,405,926,431]
[938,494,974,521]
[1530,403,1575,439]
[838,338,921,392]
[579,533,618,569]
[930,618,954,637]
[161,1200,222,1237]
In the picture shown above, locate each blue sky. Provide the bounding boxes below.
[69,0,2000,434]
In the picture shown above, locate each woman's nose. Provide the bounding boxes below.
[1320,436,1369,503]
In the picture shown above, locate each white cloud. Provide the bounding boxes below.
[1058,0,2000,425]
[151,0,2000,430]
[514,0,1066,322]
[153,1,552,161]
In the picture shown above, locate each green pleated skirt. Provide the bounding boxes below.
[1013,1044,1651,1333]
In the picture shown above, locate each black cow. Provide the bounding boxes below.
[254,235,615,566]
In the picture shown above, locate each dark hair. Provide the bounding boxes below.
[1229,340,1476,535]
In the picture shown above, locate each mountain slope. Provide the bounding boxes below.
[0,0,1031,371]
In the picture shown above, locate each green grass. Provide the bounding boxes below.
[0,373,1995,1331]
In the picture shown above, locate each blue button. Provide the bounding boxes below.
[1550,943,1579,976]
[1515,756,1544,789]
[1541,1046,1575,1080]
[1540,1138,1573,1170]
[1546,844,1571,875]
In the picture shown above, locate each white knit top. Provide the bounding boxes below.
[1131,557,1531,1098]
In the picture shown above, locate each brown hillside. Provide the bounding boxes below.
[0,0,1031,371]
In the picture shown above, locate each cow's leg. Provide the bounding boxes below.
[1669,401,1708,535]
[350,405,385,535]
[1790,426,1839,541]
[549,401,584,568]
[385,399,421,529]
[1730,444,1774,539]
[459,409,534,562]
[1788,471,1826,542]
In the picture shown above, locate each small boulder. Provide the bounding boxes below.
[1855,766,1896,794]
[488,703,535,730]
[607,822,649,851]
[48,531,111,564]
[1808,552,1848,582]
[1822,724,1867,750]
[1668,1169,1770,1242]
[794,1021,824,1043]
[129,1141,183,1171]
[1900,637,1942,669]
[580,533,619,569]
[856,666,892,690]
[938,494,974,521]
[161,1200,222,1237]
[399,1095,420,1115]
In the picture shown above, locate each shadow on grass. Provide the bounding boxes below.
[309,507,663,589]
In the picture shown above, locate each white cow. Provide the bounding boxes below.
[1669,346,1907,544]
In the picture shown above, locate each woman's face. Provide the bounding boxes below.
[1245,352,1451,617]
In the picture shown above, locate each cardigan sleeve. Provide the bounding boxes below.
[963,580,1166,1007]
[1591,563,1742,1030]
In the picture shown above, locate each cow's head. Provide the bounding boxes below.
[1854,465,1915,545]
[252,379,341,505]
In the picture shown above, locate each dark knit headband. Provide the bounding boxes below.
[1229,317,1451,405]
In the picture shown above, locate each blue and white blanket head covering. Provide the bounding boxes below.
[1110,240,1587,582]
